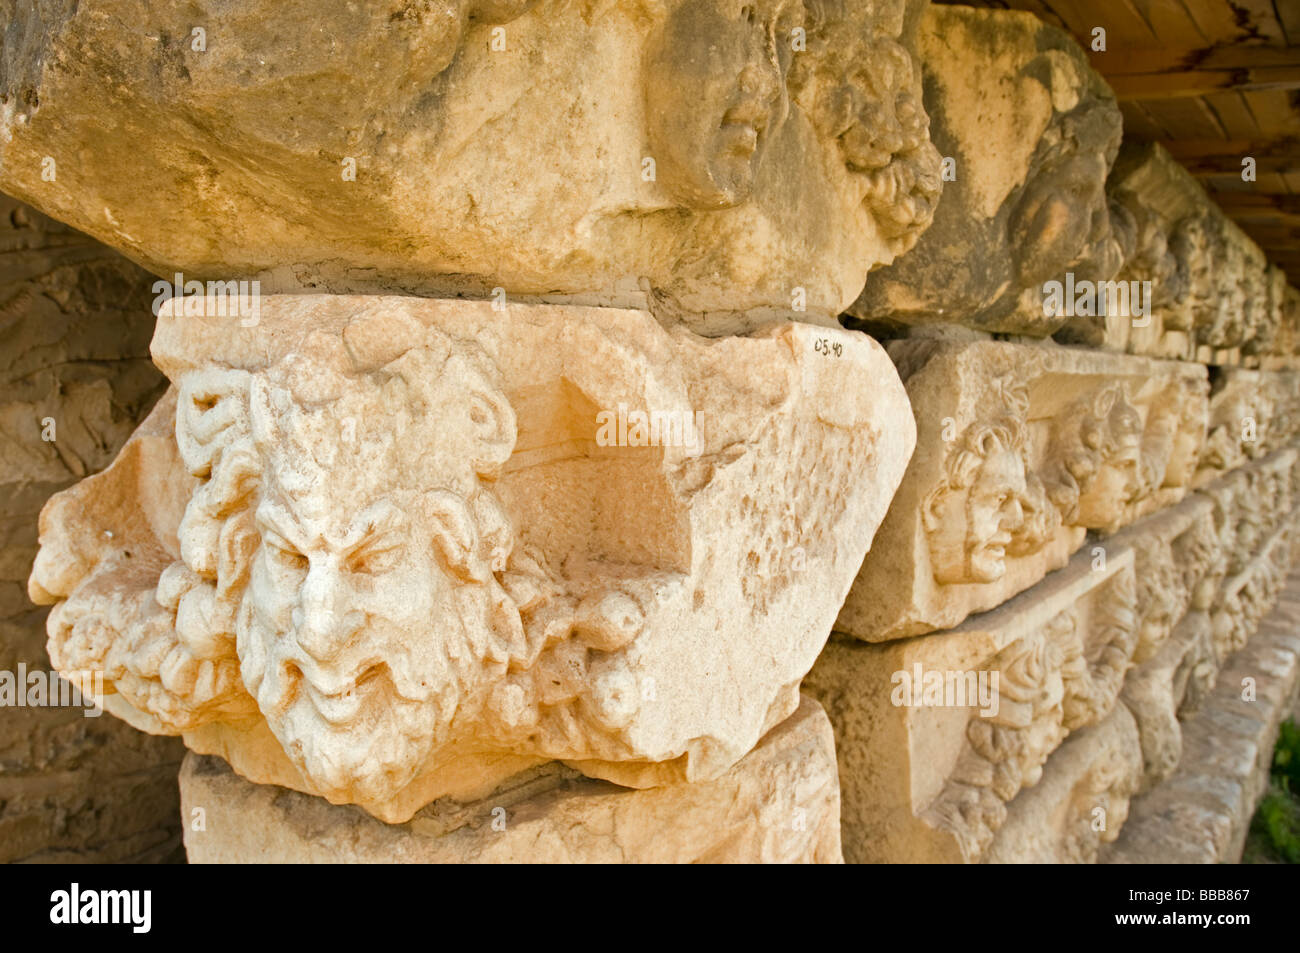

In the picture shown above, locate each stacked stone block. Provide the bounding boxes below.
[1,0,1298,864]
[804,3,1300,864]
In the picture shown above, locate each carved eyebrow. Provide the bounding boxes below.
[255,503,308,551]
[342,502,406,551]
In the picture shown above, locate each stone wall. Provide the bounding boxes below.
[0,195,183,862]
[1,0,1297,863]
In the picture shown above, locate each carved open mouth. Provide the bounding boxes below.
[298,661,388,726]
[719,100,769,156]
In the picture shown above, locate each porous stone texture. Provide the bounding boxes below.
[806,541,1139,863]
[836,337,1207,641]
[846,4,1123,336]
[0,0,941,330]
[0,194,184,862]
[806,443,1300,863]
[180,694,842,863]
[30,294,914,823]
[1059,143,1288,364]
[1102,565,1300,864]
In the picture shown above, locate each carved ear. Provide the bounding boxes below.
[466,385,516,475]
[427,490,483,583]
[920,482,946,534]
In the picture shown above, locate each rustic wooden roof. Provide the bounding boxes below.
[945,0,1300,287]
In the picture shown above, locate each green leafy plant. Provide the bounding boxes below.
[1272,718,1300,790]
[1245,717,1300,864]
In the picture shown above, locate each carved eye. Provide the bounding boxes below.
[348,542,404,576]
[265,536,308,572]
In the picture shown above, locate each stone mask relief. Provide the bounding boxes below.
[31,296,915,821]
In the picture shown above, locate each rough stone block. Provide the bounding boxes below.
[30,294,914,822]
[836,337,1205,640]
[180,694,842,863]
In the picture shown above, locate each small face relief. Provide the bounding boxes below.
[1012,150,1109,286]
[1076,444,1141,528]
[1162,428,1201,488]
[645,0,800,208]
[929,445,1029,586]
[966,447,1029,583]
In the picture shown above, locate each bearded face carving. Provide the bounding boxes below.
[167,332,525,806]
[924,423,1029,586]
[34,295,914,822]
[921,381,1057,586]
[790,0,942,251]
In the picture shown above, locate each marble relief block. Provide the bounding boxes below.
[846,4,1124,337]
[0,0,941,330]
[835,337,1206,641]
[180,694,843,864]
[28,294,915,822]
[804,541,1138,863]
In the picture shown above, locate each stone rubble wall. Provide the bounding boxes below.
[1,0,1298,863]
[0,195,184,863]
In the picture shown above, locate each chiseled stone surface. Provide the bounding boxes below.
[836,337,1206,641]
[983,703,1142,864]
[847,4,1122,336]
[1196,368,1300,481]
[1059,143,1287,365]
[1102,565,1300,865]
[0,0,940,330]
[805,541,1138,863]
[30,294,914,823]
[181,694,842,863]
[0,195,185,863]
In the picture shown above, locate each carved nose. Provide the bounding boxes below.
[738,57,780,112]
[1005,495,1025,528]
[293,559,362,661]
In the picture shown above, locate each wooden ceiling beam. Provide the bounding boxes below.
[1090,43,1300,77]
[1108,65,1300,100]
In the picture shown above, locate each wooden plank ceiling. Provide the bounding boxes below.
[941,0,1300,287]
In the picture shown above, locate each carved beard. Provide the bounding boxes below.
[236,604,472,808]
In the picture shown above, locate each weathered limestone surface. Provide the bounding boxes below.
[1058,143,1288,364]
[0,0,942,331]
[806,541,1138,863]
[983,703,1142,863]
[181,694,842,863]
[30,293,914,823]
[836,337,1206,641]
[807,443,1300,863]
[847,4,1123,336]
[1103,565,1300,864]
[0,194,185,863]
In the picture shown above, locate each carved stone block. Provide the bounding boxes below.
[846,5,1123,336]
[835,338,1206,640]
[983,703,1142,864]
[0,0,941,330]
[804,540,1137,863]
[29,294,913,822]
[180,693,842,863]
[1120,611,1216,792]
[1103,568,1300,865]
[1058,142,1289,363]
